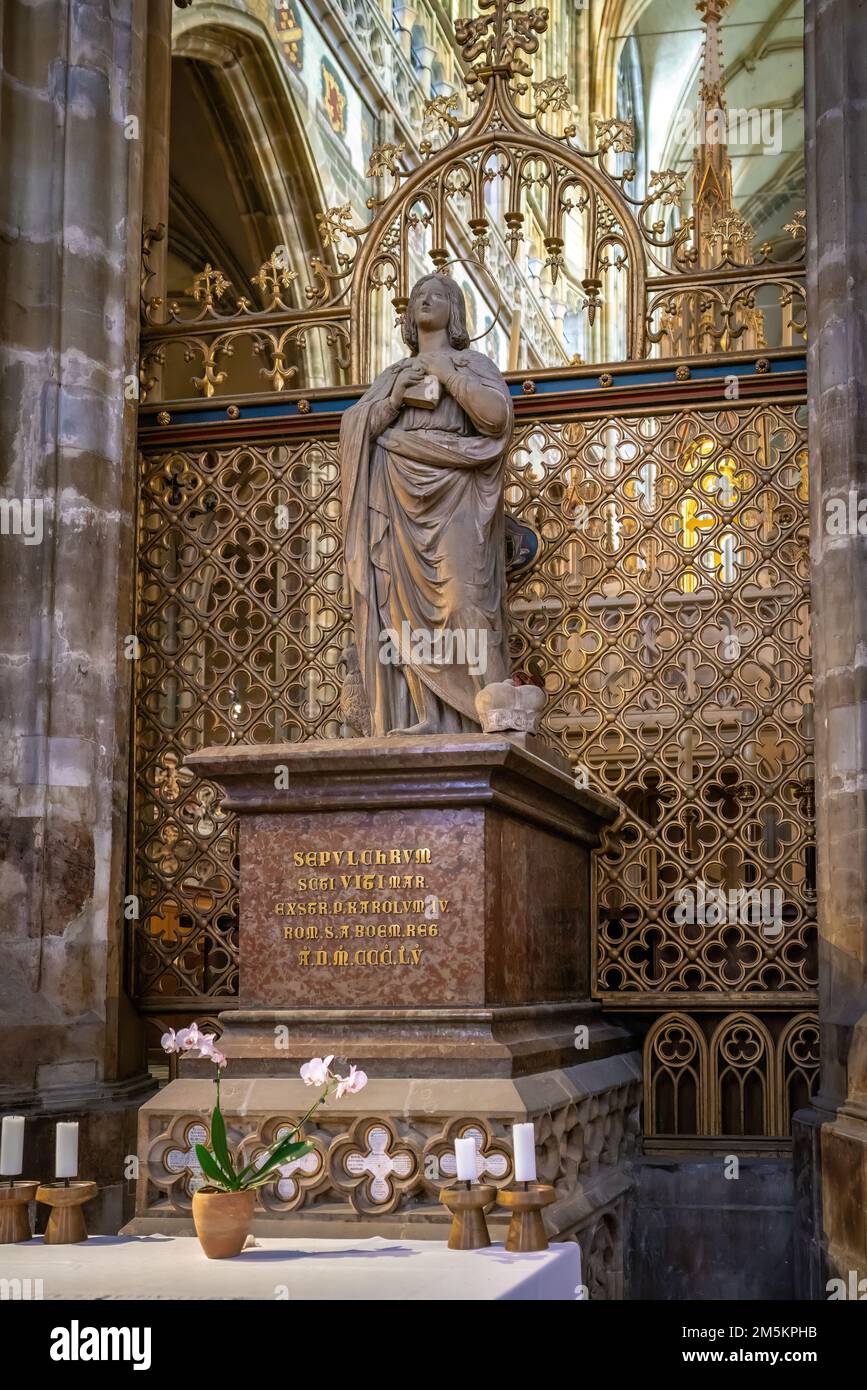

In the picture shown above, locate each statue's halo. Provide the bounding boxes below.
[432,257,507,344]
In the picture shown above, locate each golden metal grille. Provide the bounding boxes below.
[504,401,816,1005]
[132,440,347,1005]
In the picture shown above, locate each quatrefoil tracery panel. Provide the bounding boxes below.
[423,1119,512,1189]
[147,1118,213,1207]
[329,1118,421,1215]
[164,1122,208,1196]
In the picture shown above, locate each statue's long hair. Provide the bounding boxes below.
[402,274,471,353]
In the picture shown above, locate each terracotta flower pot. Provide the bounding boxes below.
[192,1187,256,1259]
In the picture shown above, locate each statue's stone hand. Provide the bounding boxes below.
[386,719,441,736]
[417,351,457,384]
[391,359,427,407]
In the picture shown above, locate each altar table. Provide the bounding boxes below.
[4,1233,583,1301]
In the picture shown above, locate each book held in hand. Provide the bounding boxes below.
[402,373,441,409]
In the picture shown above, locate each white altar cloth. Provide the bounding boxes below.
[3,1233,582,1301]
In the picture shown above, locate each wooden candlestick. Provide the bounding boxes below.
[439,1183,496,1249]
[0,1181,38,1243]
[496,1183,556,1251]
[36,1181,97,1244]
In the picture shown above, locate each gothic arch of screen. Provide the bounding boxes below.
[133,0,816,1143]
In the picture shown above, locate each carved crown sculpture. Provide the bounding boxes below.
[475,677,546,734]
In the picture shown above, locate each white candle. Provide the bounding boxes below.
[55,1122,79,1179]
[512,1122,537,1183]
[454,1135,477,1183]
[0,1116,25,1176]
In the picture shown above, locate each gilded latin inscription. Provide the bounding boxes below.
[277,845,447,971]
[292,847,432,866]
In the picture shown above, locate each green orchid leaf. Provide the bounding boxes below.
[251,1146,310,1181]
[244,1171,288,1190]
[210,1102,235,1180]
[240,1141,313,1188]
[235,1130,304,1185]
[195,1143,239,1192]
[269,1136,311,1162]
[256,1140,310,1175]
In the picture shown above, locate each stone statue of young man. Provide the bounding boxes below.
[340,274,514,735]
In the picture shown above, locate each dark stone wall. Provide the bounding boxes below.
[626,1157,795,1301]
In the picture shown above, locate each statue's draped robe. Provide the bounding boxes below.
[340,350,514,734]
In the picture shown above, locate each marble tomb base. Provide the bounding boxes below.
[126,734,641,1297]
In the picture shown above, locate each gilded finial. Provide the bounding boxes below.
[455,0,549,82]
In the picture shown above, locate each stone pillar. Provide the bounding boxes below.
[0,0,155,1230]
[392,0,417,60]
[140,0,173,399]
[793,0,867,1297]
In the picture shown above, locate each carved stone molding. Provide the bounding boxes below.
[135,1058,641,1229]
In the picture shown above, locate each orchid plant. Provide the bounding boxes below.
[161,1025,367,1194]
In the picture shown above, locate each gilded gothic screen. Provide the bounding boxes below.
[133,384,817,1139]
[132,0,815,1142]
